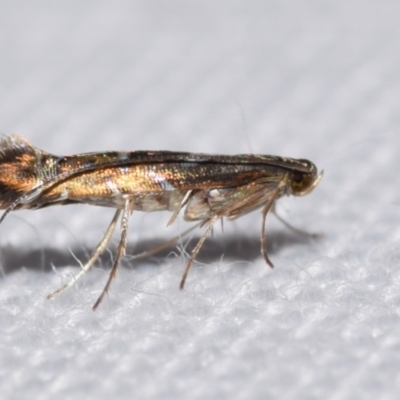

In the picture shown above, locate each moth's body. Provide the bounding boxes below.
[0,135,322,309]
[0,136,318,219]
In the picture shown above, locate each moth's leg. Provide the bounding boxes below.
[272,205,321,239]
[92,198,133,310]
[179,215,218,290]
[260,193,281,269]
[47,208,122,301]
[130,222,202,260]
[130,190,197,260]
[167,190,193,227]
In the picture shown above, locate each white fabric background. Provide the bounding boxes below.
[1,2,400,399]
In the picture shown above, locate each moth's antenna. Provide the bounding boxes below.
[235,102,253,154]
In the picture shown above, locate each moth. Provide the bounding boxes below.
[0,135,322,309]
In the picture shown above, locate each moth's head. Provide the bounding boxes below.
[290,160,323,196]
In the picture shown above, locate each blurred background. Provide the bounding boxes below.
[1,2,400,399]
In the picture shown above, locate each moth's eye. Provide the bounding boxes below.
[290,162,321,196]
[291,172,313,195]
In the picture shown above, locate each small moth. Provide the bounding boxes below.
[0,135,322,309]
